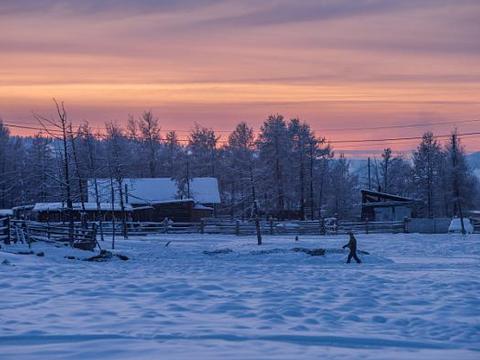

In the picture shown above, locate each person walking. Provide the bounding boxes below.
[343,232,362,264]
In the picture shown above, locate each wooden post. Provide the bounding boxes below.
[269,218,274,235]
[92,223,101,250]
[320,217,325,235]
[5,217,11,245]
[25,222,31,249]
[235,220,240,236]
[200,219,205,234]
[365,219,369,234]
[163,218,169,234]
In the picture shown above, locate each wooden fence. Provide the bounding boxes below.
[4,220,97,250]
[472,219,480,233]
[0,217,11,244]
[78,218,406,236]
[2,218,477,244]
[202,219,406,236]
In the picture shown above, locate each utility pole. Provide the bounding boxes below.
[250,164,262,245]
[368,157,371,190]
[373,157,381,191]
[186,150,192,198]
[451,133,466,234]
[110,176,116,250]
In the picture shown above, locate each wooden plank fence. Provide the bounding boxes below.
[6,220,97,250]
[201,219,406,236]
[472,219,480,233]
[65,218,406,236]
[0,217,11,244]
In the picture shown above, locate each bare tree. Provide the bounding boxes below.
[35,99,75,244]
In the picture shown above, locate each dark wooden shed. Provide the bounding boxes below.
[361,190,419,221]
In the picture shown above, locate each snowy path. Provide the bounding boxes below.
[1,233,479,359]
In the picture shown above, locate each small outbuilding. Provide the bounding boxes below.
[361,189,419,221]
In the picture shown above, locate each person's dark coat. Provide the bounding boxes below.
[342,233,361,264]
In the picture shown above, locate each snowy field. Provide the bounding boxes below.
[1,233,479,359]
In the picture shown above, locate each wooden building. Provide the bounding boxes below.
[131,200,213,222]
[88,177,220,222]
[361,189,419,221]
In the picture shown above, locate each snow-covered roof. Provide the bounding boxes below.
[150,198,195,205]
[87,178,221,205]
[361,189,418,203]
[193,204,214,211]
[0,209,13,217]
[12,205,34,211]
[33,202,133,212]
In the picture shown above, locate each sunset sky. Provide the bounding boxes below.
[1,0,479,155]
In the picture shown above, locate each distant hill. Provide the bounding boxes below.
[467,152,480,171]
[348,152,480,182]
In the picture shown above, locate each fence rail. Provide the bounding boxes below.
[0,217,11,244]
[3,220,97,250]
[3,217,478,242]
[58,219,406,236]
[472,219,480,233]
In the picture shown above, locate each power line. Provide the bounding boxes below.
[5,118,480,134]
[3,123,63,134]
[3,122,479,147]
[318,119,480,132]
[328,131,480,144]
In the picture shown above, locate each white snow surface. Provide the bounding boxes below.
[0,209,13,217]
[1,233,479,360]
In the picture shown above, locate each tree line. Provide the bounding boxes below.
[0,104,479,220]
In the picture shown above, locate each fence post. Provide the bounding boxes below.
[403,217,408,233]
[163,218,168,234]
[235,220,240,236]
[200,219,205,234]
[92,223,100,250]
[5,217,11,245]
[269,218,274,235]
[25,222,31,249]
[365,219,369,234]
[320,218,325,235]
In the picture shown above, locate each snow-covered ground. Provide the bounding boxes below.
[1,233,479,359]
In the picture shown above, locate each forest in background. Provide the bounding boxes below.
[0,103,479,220]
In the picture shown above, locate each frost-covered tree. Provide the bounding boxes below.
[164,130,182,177]
[444,131,478,218]
[287,118,319,219]
[257,114,289,216]
[105,122,129,239]
[325,155,359,219]
[223,122,256,219]
[27,135,56,203]
[0,120,13,208]
[412,132,444,217]
[138,111,161,177]
[35,100,76,242]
